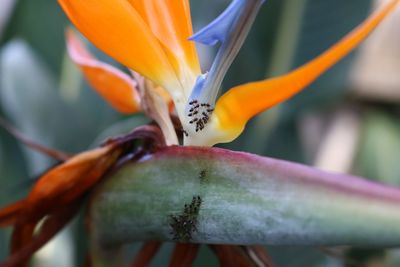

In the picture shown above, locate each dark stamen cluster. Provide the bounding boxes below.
[169,195,202,242]
[187,100,214,132]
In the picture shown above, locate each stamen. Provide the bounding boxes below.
[186,99,215,132]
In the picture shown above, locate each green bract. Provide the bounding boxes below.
[90,146,400,248]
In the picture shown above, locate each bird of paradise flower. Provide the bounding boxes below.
[0,0,399,266]
[61,0,399,146]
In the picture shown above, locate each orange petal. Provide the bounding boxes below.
[168,244,200,267]
[0,200,25,227]
[2,205,80,267]
[215,0,400,130]
[66,29,141,114]
[8,222,37,267]
[128,0,201,82]
[130,242,162,267]
[24,145,121,220]
[58,0,180,91]
[11,222,36,256]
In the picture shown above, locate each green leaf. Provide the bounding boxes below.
[0,0,16,38]
[286,0,372,114]
[0,125,29,261]
[355,111,400,185]
[90,146,400,249]
[0,40,81,173]
[1,0,68,75]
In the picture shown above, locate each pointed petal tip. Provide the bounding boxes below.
[213,0,400,144]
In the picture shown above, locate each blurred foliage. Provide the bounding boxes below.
[354,109,400,185]
[0,0,399,266]
[1,0,68,75]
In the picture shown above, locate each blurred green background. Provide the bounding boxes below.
[1,0,400,266]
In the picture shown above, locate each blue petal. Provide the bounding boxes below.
[186,0,265,121]
[189,0,247,46]
[189,73,208,100]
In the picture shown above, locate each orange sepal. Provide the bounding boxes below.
[22,145,121,221]
[1,204,80,267]
[0,200,25,227]
[11,223,36,254]
[128,0,201,77]
[168,244,200,267]
[215,0,400,130]
[66,29,141,114]
[58,0,180,90]
[0,145,120,231]
[130,242,162,267]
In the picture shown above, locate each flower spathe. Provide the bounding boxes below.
[60,0,400,146]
